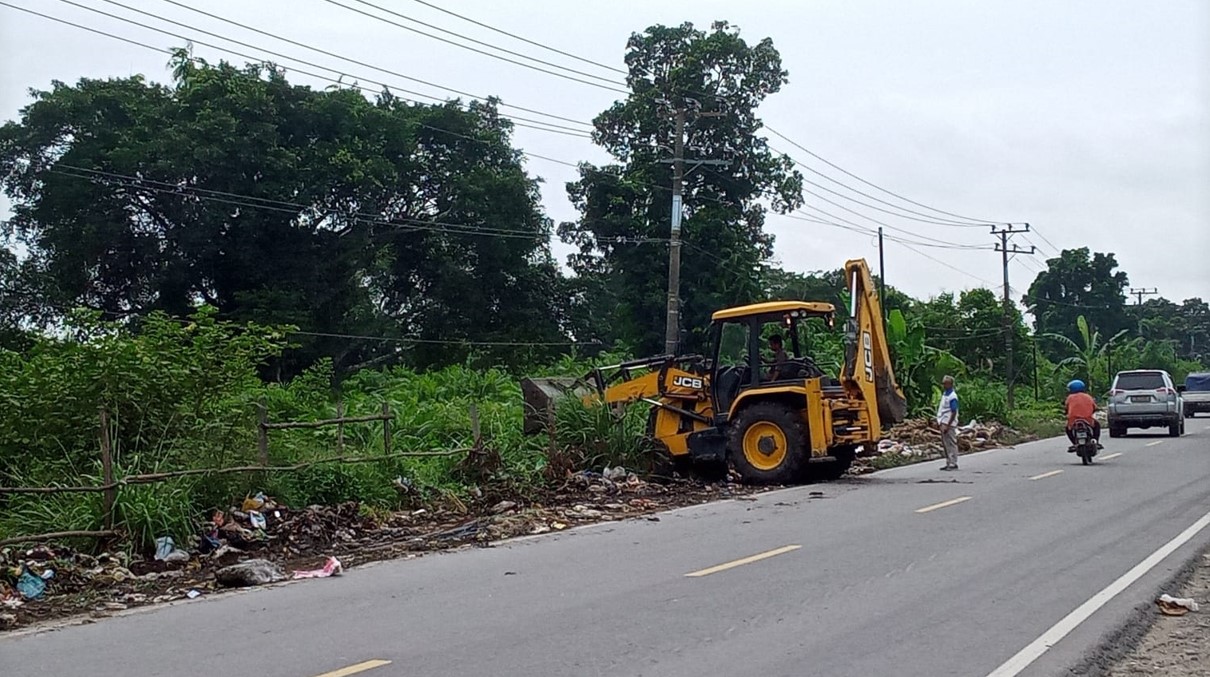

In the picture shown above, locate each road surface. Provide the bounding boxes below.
[3,419,1209,677]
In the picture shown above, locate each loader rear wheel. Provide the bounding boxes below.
[728,402,807,484]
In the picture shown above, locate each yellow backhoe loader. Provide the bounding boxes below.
[522,258,907,484]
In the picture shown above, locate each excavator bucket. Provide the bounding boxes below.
[521,377,591,435]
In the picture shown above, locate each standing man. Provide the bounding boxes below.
[937,375,960,470]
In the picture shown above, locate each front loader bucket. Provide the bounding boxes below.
[521,377,590,435]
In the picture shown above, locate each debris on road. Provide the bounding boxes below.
[1,471,764,632]
[1156,594,1199,615]
[215,559,285,588]
[291,556,343,579]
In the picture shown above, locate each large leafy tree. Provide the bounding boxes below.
[1024,248,1130,359]
[559,21,804,355]
[0,52,567,375]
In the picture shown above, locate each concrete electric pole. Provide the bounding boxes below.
[992,224,1036,410]
[660,105,728,355]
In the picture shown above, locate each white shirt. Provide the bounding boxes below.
[937,389,959,426]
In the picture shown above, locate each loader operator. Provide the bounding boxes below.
[765,334,789,380]
[1064,379,1102,451]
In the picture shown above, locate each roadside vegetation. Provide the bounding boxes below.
[1,24,1205,555]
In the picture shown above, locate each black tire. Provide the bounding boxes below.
[1080,448,1092,465]
[727,401,808,485]
[1109,425,1125,438]
[1185,407,1192,419]
[1169,418,1182,438]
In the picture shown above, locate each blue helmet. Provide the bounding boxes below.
[1067,379,1086,393]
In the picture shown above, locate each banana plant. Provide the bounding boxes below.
[886,309,965,415]
[1044,315,1128,392]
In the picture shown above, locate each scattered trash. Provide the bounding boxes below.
[292,556,343,579]
[215,559,285,588]
[242,493,267,512]
[248,511,267,530]
[16,569,46,600]
[186,590,202,599]
[1157,594,1200,615]
[491,500,518,514]
[0,613,16,629]
[603,466,628,482]
[39,569,55,580]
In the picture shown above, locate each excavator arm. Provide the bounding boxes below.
[840,259,908,431]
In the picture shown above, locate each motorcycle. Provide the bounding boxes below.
[1071,420,1098,465]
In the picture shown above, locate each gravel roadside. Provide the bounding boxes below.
[1102,549,1210,676]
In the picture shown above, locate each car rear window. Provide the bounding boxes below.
[1115,372,1166,390]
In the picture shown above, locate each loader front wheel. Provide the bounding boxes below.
[728,402,807,484]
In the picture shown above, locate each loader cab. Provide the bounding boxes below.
[707,301,836,423]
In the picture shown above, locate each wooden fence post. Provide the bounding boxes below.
[99,408,115,531]
[382,401,392,454]
[469,403,481,449]
[257,401,269,466]
[336,401,345,455]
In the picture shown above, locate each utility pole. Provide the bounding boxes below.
[1131,287,1158,306]
[1032,338,1039,401]
[992,224,1036,411]
[663,108,685,356]
[877,227,886,319]
[1129,287,1157,337]
[659,105,728,355]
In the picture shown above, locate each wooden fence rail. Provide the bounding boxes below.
[0,402,475,546]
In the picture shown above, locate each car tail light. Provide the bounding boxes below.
[1157,387,1174,395]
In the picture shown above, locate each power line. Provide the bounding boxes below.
[405,0,628,76]
[780,212,993,251]
[795,199,992,250]
[765,125,1008,225]
[71,0,591,137]
[320,0,628,93]
[48,165,551,240]
[768,144,995,228]
[150,0,593,129]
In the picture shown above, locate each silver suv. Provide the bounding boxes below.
[1107,369,1185,438]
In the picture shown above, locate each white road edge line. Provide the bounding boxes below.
[1146,441,1164,447]
[1100,453,1123,461]
[1029,470,1064,481]
[984,509,1210,677]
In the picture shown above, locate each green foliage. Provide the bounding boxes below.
[0,56,568,377]
[1026,248,1131,359]
[1044,314,1128,393]
[886,308,965,416]
[558,21,804,356]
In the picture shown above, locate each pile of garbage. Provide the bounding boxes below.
[866,418,1017,460]
[1,471,755,631]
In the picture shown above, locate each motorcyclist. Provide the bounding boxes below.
[1065,379,1102,451]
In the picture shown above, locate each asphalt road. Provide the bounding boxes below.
[4,419,1209,677]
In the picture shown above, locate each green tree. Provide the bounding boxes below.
[1024,248,1130,359]
[1044,314,1127,392]
[0,52,568,376]
[559,21,803,355]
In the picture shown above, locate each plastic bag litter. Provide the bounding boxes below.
[17,569,46,600]
[292,556,343,579]
[248,511,267,529]
[1157,594,1200,615]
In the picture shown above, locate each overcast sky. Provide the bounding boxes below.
[2,0,1207,306]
